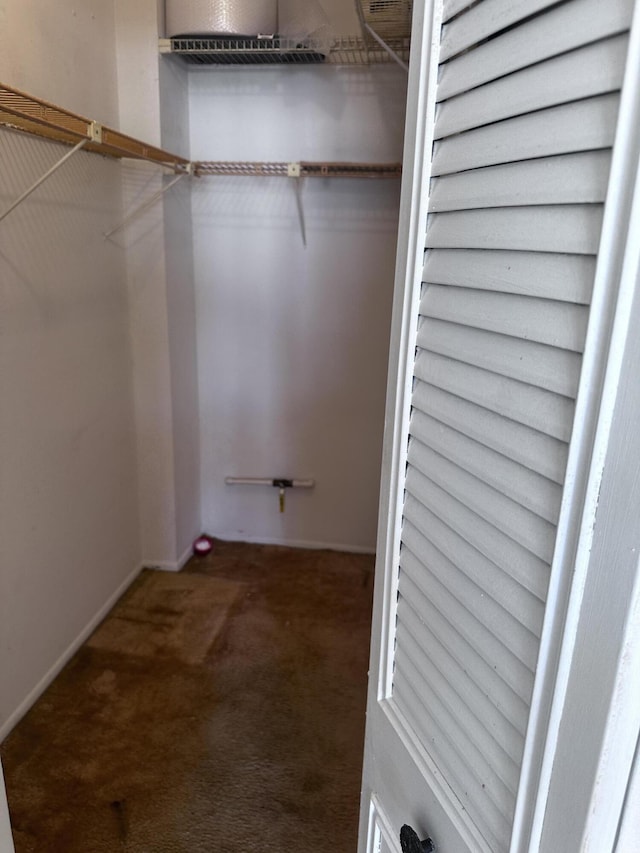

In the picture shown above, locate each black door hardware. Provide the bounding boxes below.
[400,824,435,853]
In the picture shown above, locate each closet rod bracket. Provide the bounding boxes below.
[0,137,88,225]
[362,23,409,72]
[89,121,103,144]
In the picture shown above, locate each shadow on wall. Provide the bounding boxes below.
[188,65,408,162]
[191,174,402,232]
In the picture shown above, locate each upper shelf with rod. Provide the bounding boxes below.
[0,80,402,233]
[0,81,192,227]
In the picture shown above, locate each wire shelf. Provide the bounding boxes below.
[159,35,410,66]
[0,82,190,172]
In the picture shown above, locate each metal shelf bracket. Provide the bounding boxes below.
[293,176,307,248]
[286,163,306,245]
[0,137,88,225]
[362,23,409,72]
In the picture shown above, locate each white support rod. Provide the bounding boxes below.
[0,138,88,225]
[225,477,315,488]
[104,173,185,239]
[363,23,410,72]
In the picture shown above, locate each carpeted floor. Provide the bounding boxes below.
[1,540,375,852]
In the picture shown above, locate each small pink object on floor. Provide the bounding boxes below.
[193,535,214,557]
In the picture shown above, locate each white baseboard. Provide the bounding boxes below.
[213,533,376,555]
[0,563,143,744]
[142,542,193,573]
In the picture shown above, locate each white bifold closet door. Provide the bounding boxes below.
[360,1,636,852]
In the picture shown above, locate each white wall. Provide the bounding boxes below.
[0,0,201,742]
[189,65,406,550]
[0,0,140,736]
[318,0,361,34]
[114,0,201,567]
[0,0,120,126]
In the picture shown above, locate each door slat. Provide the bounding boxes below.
[442,0,477,24]
[394,659,513,850]
[409,409,562,523]
[398,559,530,737]
[412,381,569,483]
[417,319,582,396]
[429,151,611,212]
[440,0,563,61]
[432,94,619,175]
[405,467,550,602]
[397,629,520,805]
[436,34,627,139]
[401,519,539,690]
[420,286,590,352]
[425,205,604,255]
[398,592,522,772]
[408,439,556,563]
[437,0,633,101]
[423,249,596,304]
[414,350,576,441]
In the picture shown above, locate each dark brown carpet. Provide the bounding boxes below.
[1,540,374,852]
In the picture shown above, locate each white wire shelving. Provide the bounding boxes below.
[0,81,402,233]
[159,34,410,66]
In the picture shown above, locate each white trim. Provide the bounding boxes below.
[0,563,143,743]
[583,564,640,851]
[207,534,376,556]
[517,4,640,850]
[143,542,194,572]
[366,798,383,853]
[370,794,401,853]
[373,0,442,704]
[615,733,640,853]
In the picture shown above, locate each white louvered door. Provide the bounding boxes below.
[359,1,638,852]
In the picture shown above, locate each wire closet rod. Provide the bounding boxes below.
[194,161,402,178]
